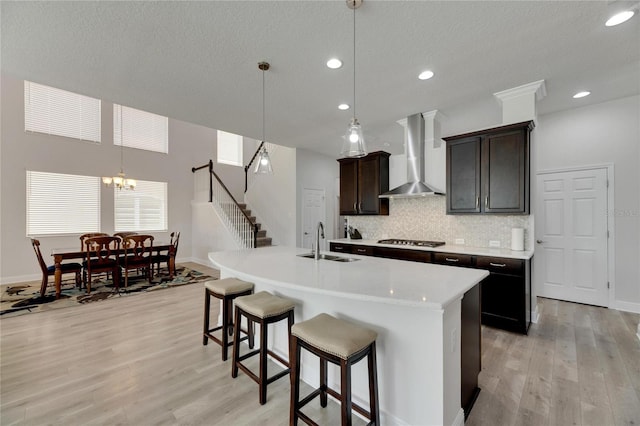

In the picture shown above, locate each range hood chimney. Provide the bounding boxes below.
[379,113,444,198]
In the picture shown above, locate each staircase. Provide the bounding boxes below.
[238,203,272,247]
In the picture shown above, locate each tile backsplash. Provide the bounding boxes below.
[346,197,531,249]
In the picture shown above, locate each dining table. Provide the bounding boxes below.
[49,243,175,298]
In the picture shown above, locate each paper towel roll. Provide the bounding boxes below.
[511,228,524,251]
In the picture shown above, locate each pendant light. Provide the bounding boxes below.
[340,0,367,158]
[103,105,136,190]
[254,61,273,174]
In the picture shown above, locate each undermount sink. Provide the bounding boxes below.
[297,253,359,262]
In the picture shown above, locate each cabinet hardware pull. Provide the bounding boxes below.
[476,197,479,209]
[358,202,362,212]
[335,246,343,250]
[485,196,488,208]
[356,248,366,253]
[489,262,506,267]
[354,202,357,211]
[445,257,459,262]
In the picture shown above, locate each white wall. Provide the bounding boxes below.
[0,73,245,283]
[535,95,640,309]
[190,201,240,265]
[295,148,340,248]
[244,144,297,247]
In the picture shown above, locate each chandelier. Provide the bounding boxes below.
[103,105,137,190]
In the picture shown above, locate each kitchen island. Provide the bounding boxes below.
[209,246,489,426]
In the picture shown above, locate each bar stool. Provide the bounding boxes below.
[231,291,295,405]
[202,278,254,361]
[290,313,380,426]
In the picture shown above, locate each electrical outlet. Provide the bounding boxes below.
[455,238,465,245]
[489,240,501,248]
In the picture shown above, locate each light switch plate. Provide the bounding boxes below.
[489,240,501,248]
[455,238,465,245]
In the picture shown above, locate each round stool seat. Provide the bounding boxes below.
[205,278,254,295]
[291,313,377,360]
[235,291,295,319]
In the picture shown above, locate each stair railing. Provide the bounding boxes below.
[192,160,257,248]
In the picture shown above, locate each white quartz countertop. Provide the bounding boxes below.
[328,238,534,260]
[209,246,488,310]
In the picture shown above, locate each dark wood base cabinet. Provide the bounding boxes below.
[329,242,532,335]
[461,283,481,419]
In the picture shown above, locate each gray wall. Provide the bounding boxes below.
[0,73,244,283]
[535,95,640,310]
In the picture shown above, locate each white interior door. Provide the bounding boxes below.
[301,189,326,250]
[535,168,609,306]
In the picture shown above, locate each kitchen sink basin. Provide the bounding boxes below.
[297,253,359,262]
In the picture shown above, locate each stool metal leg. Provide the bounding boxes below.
[340,358,353,426]
[368,342,380,425]
[231,306,242,378]
[203,289,211,346]
[290,335,301,426]
[259,321,268,405]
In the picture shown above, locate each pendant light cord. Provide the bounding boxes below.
[120,106,124,173]
[262,67,266,142]
[352,3,356,120]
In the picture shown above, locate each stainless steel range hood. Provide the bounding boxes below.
[379,113,445,198]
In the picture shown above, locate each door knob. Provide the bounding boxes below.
[536,239,545,244]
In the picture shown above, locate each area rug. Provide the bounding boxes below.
[0,267,214,318]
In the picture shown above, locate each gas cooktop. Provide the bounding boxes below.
[377,239,446,248]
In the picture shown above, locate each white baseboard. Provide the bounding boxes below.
[531,302,540,323]
[1,273,41,286]
[452,408,465,426]
[612,300,640,315]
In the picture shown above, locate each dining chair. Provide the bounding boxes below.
[152,231,179,278]
[119,234,154,290]
[31,238,82,297]
[79,232,109,251]
[113,232,138,245]
[84,236,121,294]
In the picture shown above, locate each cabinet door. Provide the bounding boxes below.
[481,273,526,334]
[446,138,481,213]
[358,155,382,214]
[339,159,358,215]
[482,130,528,213]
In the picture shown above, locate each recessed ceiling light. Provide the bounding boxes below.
[606,10,635,26]
[326,58,343,69]
[418,70,434,80]
[338,103,350,110]
[573,91,591,99]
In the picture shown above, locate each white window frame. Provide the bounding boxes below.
[114,104,169,154]
[24,81,101,143]
[26,171,101,236]
[216,130,243,167]
[114,180,168,232]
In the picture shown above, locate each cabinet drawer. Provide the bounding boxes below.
[329,243,353,254]
[476,256,523,275]
[373,247,432,263]
[352,245,373,256]
[433,252,474,267]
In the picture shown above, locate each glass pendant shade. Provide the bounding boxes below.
[341,118,366,158]
[254,147,273,174]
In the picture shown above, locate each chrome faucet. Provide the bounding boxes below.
[314,221,325,260]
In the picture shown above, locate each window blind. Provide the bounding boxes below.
[24,81,101,143]
[217,130,243,167]
[114,104,169,153]
[26,171,101,236]
[114,180,168,232]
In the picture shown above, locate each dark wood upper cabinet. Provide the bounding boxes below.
[444,121,533,214]
[338,151,390,216]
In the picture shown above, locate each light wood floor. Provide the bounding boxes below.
[1,262,639,425]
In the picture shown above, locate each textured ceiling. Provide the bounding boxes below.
[2,1,638,157]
